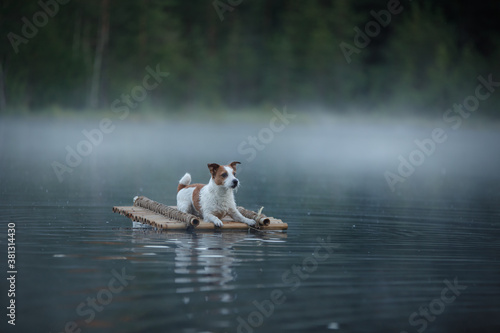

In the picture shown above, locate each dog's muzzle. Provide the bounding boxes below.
[231,179,239,188]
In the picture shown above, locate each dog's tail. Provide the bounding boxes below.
[177,173,191,192]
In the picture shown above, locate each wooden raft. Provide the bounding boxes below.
[113,196,288,231]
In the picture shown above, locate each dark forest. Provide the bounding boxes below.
[1,0,499,116]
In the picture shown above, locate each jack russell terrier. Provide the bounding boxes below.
[176,161,256,227]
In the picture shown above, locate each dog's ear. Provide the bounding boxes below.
[208,163,220,177]
[229,161,241,171]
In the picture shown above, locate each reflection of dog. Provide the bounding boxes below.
[176,162,256,227]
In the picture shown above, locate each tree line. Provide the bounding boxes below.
[1,0,499,116]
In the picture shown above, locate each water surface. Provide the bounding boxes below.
[1,117,499,333]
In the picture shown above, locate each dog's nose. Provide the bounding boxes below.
[232,179,238,187]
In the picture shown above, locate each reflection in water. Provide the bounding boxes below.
[169,232,286,292]
[172,233,238,292]
[127,225,287,325]
[168,231,287,329]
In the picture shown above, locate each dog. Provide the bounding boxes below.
[176,161,256,227]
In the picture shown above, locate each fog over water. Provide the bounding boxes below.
[2,114,499,204]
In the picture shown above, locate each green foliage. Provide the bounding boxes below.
[1,0,499,116]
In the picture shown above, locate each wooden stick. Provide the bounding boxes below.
[237,206,271,226]
[133,196,200,227]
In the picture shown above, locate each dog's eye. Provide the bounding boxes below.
[221,172,228,178]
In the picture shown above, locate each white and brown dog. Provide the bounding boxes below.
[176,161,256,227]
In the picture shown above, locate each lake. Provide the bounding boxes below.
[1,114,499,333]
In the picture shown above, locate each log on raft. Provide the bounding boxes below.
[112,196,287,231]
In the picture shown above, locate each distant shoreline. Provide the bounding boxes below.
[1,108,499,131]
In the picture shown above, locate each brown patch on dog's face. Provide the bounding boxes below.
[208,163,238,187]
[213,166,228,186]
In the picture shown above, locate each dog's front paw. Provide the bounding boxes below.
[213,220,224,227]
[243,218,256,226]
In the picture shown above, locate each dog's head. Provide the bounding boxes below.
[208,161,240,189]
